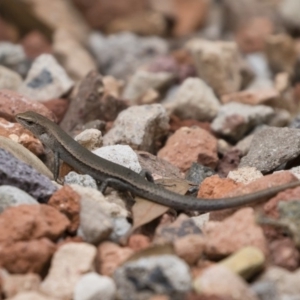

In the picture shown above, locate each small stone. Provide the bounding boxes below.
[97,241,134,276]
[47,185,80,234]
[109,217,132,243]
[211,103,274,141]
[165,77,220,122]
[0,185,38,213]
[75,129,103,151]
[158,127,218,172]
[74,272,116,300]
[40,243,97,299]
[280,0,300,31]
[78,201,113,245]
[43,98,69,123]
[154,214,202,244]
[127,234,151,252]
[204,208,268,257]
[18,54,74,102]
[250,281,278,300]
[269,238,299,271]
[0,149,57,203]
[220,246,265,279]
[193,265,257,300]
[0,204,69,243]
[123,70,174,104]
[266,108,291,127]
[0,89,56,122]
[239,126,300,173]
[1,271,41,298]
[258,266,300,299]
[0,238,56,274]
[6,291,59,300]
[186,39,242,96]
[93,145,142,173]
[64,172,98,190]
[103,104,169,152]
[53,29,96,81]
[89,32,168,80]
[174,234,205,265]
[217,148,242,178]
[70,184,128,218]
[185,163,216,186]
[235,134,254,156]
[0,65,22,90]
[227,167,263,185]
[114,255,191,300]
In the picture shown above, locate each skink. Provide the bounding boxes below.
[16,111,300,211]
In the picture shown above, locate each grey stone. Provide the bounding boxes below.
[78,194,113,245]
[211,102,274,141]
[89,32,168,80]
[0,149,57,203]
[251,281,279,300]
[74,272,116,300]
[18,54,74,102]
[64,171,97,189]
[185,163,215,185]
[114,254,191,300]
[0,185,38,213]
[239,126,300,173]
[103,104,169,152]
[109,217,132,243]
[166,77,220,121]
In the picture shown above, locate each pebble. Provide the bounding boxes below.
[103,104,169,152]
[74,272,116,300]
[166,77,220,121]
[193,265,258,300]
[0,185,38,213]
[6,291,59,300]
[158,126,218,172]
[89,32,168,79]
[93,145,142,173]
[240,126,300,173]
[18,54,74,102]
[40,243,97,299]
[74,128,103,151]
[0,149,57,203]
[109,217,132,243]
[219,246,265,279]
[64,172,98,190]
[113,254,191,300]
[185,163,216,186]
[211,102,274,141]
[123,70,174,104]
[0,65,22,90]
[227,167,263,184]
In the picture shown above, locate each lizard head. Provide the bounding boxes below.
[15,111,48,137]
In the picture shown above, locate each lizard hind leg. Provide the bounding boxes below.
[139,169,154,182]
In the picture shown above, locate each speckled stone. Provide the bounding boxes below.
[0,149,57,203]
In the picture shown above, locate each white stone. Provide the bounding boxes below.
[75,129,103,151]
[18,54,74,102]
[227,167,263,184]
[74,272,116,300]
[40,243,97,300]
[0,66,22,90]
[93,145,142,173]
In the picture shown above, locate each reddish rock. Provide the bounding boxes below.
[97,241,134,276]
[217,148,242,178]
[0,238,56,274]
[21,31,53,59]
[73,0,148,29]
[43,98,69,123]
[0,118,44,156]
[269,238,299,271]
[204,208,268,257]
[0,204,70,243]
[0,89,56,122]
[158,127,218,172]
[210,171,297,221]
[0,16,19,42]
[264,186,300,218]
[174,234,205,265]
[127,234,151,252]
[198,175,242,199]
[235,17,274,53]
[48,186,80,234]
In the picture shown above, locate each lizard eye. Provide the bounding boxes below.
[26,120,35,126]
